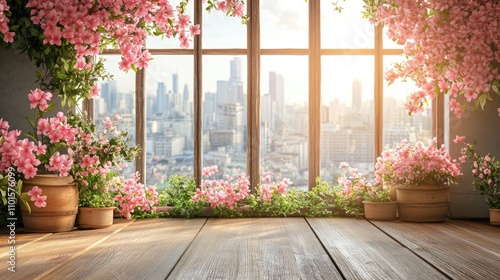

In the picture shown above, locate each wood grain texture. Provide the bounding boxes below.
[307,218,448,279]
[372,219,500,279]
[167,218,342,279]
[40,218,206,280]
[0,219,134,279]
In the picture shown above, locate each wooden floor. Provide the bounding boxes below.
[1,218,499,280]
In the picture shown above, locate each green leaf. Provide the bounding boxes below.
[492,84,500,96]
[20,197,31,214]
[17,180,23,195]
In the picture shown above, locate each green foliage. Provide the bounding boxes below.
[247,188,302,217]
[157,173,342,218]
[159,174,204,218]
[78,171,116,208]
[301,178,338,217]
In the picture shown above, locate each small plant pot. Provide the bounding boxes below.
[490,209,500,226]
[77,207,115,230]
[363,201,398,221]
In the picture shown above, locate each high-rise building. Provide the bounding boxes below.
[155,82,166,115]
[172,73,179,94]
[230,57,241,83]
[269,71,284,130]
[352,79,362,112]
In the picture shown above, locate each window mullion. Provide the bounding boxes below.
[194,0,203,187]
[247,0,260,192]
[309,0,320,190]
[135,69,146,184]
[374,25,383,160]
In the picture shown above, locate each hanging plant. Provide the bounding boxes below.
[363,0,500,118]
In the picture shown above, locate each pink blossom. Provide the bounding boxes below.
[368,0,500,118]
[34,195,47,208]
[453,135,465,144]
[28,186,43,200]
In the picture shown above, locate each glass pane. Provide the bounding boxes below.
[320,56,375,181]
[203,56,247,178]
[144,56,194,188]
[261,56,309,190]
[261,0,308,49]
[321,0,374,49]
[383,56,432,147]
[146,1,194,49]
[95,55,136,175]
[203,7,247,48]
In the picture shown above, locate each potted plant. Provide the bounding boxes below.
[381,138,462,222]
[461,140,500,225]
[1,92,80,232]
[362,184,397,221]
[334,162,397,220]
[76,171,116,230]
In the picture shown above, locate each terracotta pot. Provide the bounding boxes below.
[397,202,449,222]
[396,184,450,222]
[77,207,115,229]
[396,184,450,204]
[490,209,500,226]
[363,201,398,221]
[20,174,78,232]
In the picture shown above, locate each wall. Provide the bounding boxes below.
[0,48,65,131]
[449,96,500,218]
[0,47,38,132]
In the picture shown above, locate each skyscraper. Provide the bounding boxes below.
[156,82,166,115]
[352,79,362,112]
[172,73,179,94]
[269,71,284,130]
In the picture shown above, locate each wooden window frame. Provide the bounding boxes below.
[93,0,443,190]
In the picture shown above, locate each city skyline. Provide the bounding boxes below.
[96,57,431,187]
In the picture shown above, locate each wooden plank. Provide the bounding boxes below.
[372,219,500,279]
[307,218,448,279]
[0,219,134,279]
[167,218,341,279]
[41,218,207,280]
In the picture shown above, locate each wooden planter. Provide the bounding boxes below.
[490,209,500,226]
[363,201,398,221]
[20,174,78,232]
[77,207,116,229]
[396,184,450,222]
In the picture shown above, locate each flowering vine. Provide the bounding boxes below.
[363,0,500,117]
[0,0,247,105]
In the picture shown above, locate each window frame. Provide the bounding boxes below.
[93,0,443,190]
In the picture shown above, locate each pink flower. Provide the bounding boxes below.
[453,135,465,144]
[28,186,43,200]
[34,195,47,208]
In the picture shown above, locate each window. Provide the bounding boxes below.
[97,0,434,190]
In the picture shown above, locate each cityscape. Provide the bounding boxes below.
[95,57,431,189]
